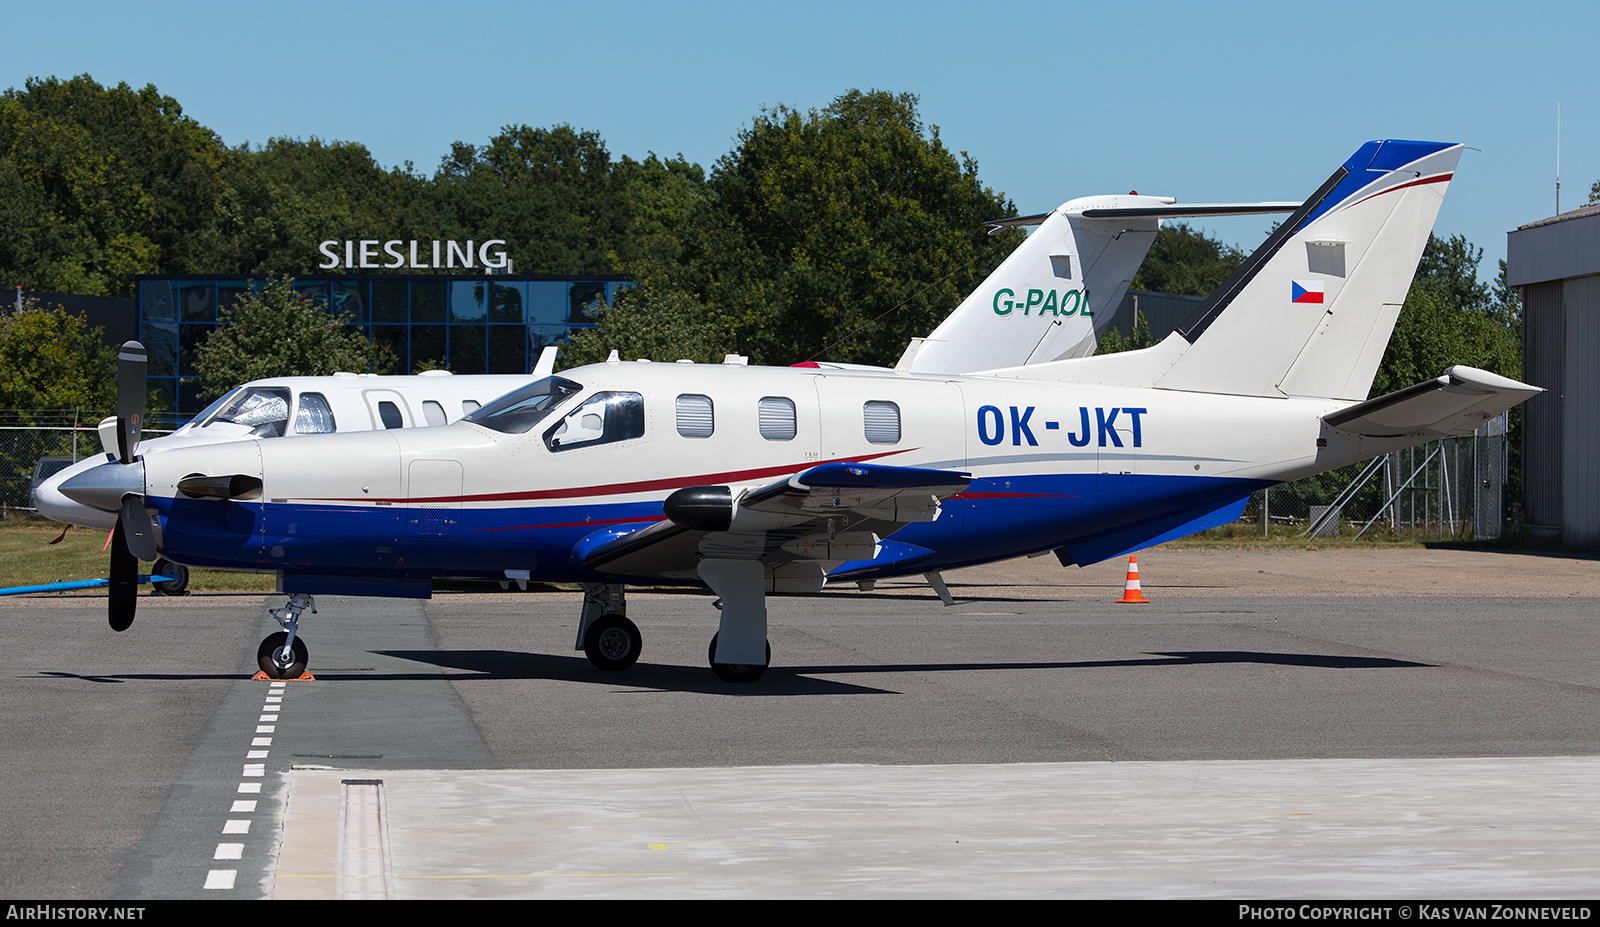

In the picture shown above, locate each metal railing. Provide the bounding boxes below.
[1238,414,1510,541]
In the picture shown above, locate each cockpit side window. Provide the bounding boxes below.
[463,376,583,434]
[294,393,337,434]
[205,387,292,437]
[377,401,403,430]
[544,391,644,452]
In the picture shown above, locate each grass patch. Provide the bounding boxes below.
[0,519,275,593]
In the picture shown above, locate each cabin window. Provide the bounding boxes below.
[758,396,796,441]
[676,394,714,438]
[294,393,337,434]
[545,391,645,452]
[378,401,404,430]
[863,400,901,444]
[422,400,448,427]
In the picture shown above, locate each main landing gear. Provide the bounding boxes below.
[575,580,772,682]
[707,633,771,683]
[577,584,641,671]
[258,593,315,679]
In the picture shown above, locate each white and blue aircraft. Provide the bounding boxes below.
[57,139,1539,683]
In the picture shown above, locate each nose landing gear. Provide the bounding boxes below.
[258,593,316,679]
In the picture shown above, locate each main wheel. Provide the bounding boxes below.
[257,632,308,679]
[583,614,642,670]
[152,559,189,595]
[707,633,771,683]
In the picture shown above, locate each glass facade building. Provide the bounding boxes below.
[136,274,628,424]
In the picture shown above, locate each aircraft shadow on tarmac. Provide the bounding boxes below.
[367,648,1434,696]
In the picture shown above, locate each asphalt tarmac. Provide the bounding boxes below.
[2,548,1597,899]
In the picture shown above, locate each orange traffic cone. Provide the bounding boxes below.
[1115,555,1148,603]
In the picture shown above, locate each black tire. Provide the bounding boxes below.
[257,632,308,679]
[707,633,770,683]
[152,559,189,596]
[583,614,642,671]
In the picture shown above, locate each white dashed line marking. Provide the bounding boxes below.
[214,844,244,860]
[209,681,292,890]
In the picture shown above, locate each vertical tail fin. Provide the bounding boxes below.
[991,140,1464,401]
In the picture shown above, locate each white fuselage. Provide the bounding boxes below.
[140,361,1363,584]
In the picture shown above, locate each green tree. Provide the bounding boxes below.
[433,124,633,275]
[664,90,1019,366]
[221,137,434,277]
[0,300,114,415]
[1413,233,1490,316]
[191,279,393,400]
[610,153,704,269]
[1094,309,1155,356]
[563,285,730,368]
[1130,223,1245,296]
[1370,282,1521,398]
[0,75,235,295]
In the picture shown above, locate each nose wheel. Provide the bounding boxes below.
[258,593,315,679]
[257,632,308,679]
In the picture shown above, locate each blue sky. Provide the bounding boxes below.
[5,0,1594,282]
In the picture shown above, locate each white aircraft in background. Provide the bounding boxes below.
[57,140,1539,685]
[34,358,558,530]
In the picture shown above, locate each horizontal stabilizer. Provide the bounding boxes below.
[1074,202,1302,220]
[1323,366,1541,439]
[982,201,1301,229]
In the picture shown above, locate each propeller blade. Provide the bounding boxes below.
[115,342,147,464]
[119,496,159,562]
[108,521,137,631]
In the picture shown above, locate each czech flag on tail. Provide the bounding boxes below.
[1291,280,1325,304]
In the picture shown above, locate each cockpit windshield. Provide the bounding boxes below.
[202,387,292,437]
[179,388,243,432]
[462,376,584,434]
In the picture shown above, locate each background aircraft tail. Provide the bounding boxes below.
[907,197,1299,376]
[987,140,1466,401]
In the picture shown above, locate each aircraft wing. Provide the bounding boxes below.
[576,462,970,582]
[1322,365,1541,439]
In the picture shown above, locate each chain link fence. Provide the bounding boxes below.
[1236,413,1511,541]
[0,412,173,516]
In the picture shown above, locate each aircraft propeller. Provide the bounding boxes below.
[58,342,154,631]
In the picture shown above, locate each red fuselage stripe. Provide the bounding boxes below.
[306,448,918,505]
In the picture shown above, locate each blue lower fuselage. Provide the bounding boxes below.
[153,470,1271,590]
